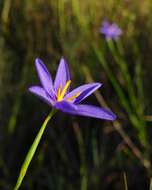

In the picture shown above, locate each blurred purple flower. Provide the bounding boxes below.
[100,20,122,40]
[29,58,116,120]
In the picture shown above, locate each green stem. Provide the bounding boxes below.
[13,109,56,190]
[107,39,138,112]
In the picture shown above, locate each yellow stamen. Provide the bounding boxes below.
[57,80,71,101]
[57,83,62,98]
[57,87,61,98]
[67,92,80,102]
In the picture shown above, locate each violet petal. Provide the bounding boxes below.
[64,83,102,104]
[55,101,116,120]
[54,57,70,93]
[29,86,54,105]
[35,58,54,97]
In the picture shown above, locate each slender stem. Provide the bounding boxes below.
[92,42,131,114]
[13,109,56,190]
[123,172,128,190]
[107,39,138,110]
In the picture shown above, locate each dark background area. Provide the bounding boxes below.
[0,0,152,189]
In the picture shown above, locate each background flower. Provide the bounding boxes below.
[100,20,122,40]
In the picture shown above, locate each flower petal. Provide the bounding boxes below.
[35,58,54,97]
[65,83,102,104]
[29,86,54,105]
[54,57,70,93]
[55,101,116,121]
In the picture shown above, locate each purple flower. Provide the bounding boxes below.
[29,58,116,120]
[100,20,122,40]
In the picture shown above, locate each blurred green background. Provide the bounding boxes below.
[0,0,152,189]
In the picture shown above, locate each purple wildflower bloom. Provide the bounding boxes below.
[29,58,116,120]
[100,20,122,40]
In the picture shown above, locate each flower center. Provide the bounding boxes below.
[57,80,71,101]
